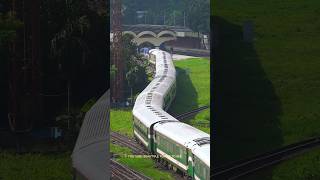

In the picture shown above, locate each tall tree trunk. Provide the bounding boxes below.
[31,0,41,127]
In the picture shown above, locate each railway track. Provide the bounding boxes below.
[111,132,185,180]
[175,106,209,121]
[111,131,148,155]
[212,137,320,179]
[111,159,152,180]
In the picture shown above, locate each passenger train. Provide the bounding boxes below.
[132,49,210,180]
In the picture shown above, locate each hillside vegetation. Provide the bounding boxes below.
[213,0,320,179]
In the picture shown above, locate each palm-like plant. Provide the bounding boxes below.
[49,0,91,114]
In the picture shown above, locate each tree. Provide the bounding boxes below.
[122,0,185,26]
[121,0,210,31]
[0,11,23,128]
[48,0,90,113]
[0,12,22,46]
[182,0,210,48]
[187,0,210,33]
[122,34,148,96]
[46,0,108,112]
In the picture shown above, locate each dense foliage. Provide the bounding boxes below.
[111,34,148,98]
[0,13,22,45]
[0,11,23,128]
[122,0,210,34]
[1,0,108,129]
[42,0,108,107]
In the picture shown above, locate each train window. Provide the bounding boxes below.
[202,166,206,178]
[171,142,174,153]
[162,139,164,148]
[162,135,165,146]
[165,138,168,149]
[172,144,174,154]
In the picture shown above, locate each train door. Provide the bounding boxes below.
[187,148,195,178]
[149,123,157,154]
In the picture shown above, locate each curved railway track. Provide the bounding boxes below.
[111,131,148,155]
[111,159,152,180]
[111,132,185,180]
[212,137,320,179]
[175,106,209,121]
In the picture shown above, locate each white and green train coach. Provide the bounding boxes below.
[132,49,210,180]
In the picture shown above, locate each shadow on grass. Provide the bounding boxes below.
[168,66,198,122]
[0,59,8,130]
[212,16,283,179]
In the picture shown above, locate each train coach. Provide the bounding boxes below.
[153,121,210,180]
[132,49,210,180]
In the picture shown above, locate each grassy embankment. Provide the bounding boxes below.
[213,0,320,179]
[170,58,210,133]
[110,57,211,179]
[0,152,72,180]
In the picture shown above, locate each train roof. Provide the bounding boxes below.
[151,78,175,96]
[149,49,158,54]
[133,106,178,128]
[155,70,176,79]
[193,144,210,167]
[154,121,210,147]
[139,77,160,93]
[71,90,110,179]
[133,92,164,109]
[134,76,175,109]
[140,76,174,95]
[149,49,165,55]
[149,49,176,81]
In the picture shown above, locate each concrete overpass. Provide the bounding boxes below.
[110,24,209,50]
[122,25,176,47]
[111,24,201,47]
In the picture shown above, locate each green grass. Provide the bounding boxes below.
[110,110,175,179]
[110,143,133,156]
[213,0,320,179]
[0,152,72,180]
[117,158,174,180]
[270,148,320,180]
[110,134,175,180]
[244,148,320,180]
[171,58,211,133]
[110,109,134,138]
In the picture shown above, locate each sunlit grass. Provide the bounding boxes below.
[110,109,133,138]
[0,152,72,180]
[172,58,211,134]
[110,140,174,179]
[213,0,320,179]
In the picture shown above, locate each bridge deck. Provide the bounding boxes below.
[111,24,193,34]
